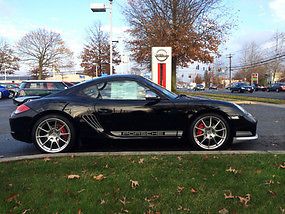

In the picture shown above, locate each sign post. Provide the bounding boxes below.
[151,47,172,91]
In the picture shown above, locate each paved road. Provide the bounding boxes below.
[0,98,284,158]
[185,89,285,100]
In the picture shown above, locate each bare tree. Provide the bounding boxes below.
[17,28,73,80]
[124,0,233,90]
[238,41,266,83]
[0,38,19,76]
[81,22,120,76]
[267,32,285,82]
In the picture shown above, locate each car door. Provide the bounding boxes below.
[87,79,180,137]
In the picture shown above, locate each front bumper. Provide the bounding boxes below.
[234,133,258,141]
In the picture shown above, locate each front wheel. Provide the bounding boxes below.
[32,114,76,153]
[189,113,232,150]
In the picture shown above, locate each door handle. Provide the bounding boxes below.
[98,108,112,114]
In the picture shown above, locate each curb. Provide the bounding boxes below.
[1,151,285,163]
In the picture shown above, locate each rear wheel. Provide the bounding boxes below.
[8,91,14,98]
[32,114,76,153]
[189,113,232,150]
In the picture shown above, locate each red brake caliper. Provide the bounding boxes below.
[196,122,205,136]
[58,123,68,140]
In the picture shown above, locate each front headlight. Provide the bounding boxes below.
[241,87,245,89]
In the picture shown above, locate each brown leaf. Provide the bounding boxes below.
[226,167,239,174]
[177,186,184,194]
[280,163,285,169]
[224,191,235,199]
[280,207,285,213]
[94,174,106,181]
[100,199,106,204]
[268,190,277,197]
[177,156,182,161]
[151,156,159,160]
[77,208,82,214]
[119,196,128,206]
[22,209,31,214]
[237,194,251,207]
[130,180,139,189]
[5,193,18,202]
[43,157,51,162]
[138,158,144,164]
[191,188,198,193]
[265,179,274,185]
[67,174,80,179]
[218,208,229,214]
[145,194,160,203]
[177,205,191,212]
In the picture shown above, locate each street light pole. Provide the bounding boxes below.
[109,0,113,75]
[90,0,113,75]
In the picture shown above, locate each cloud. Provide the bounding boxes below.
[269,0,285,21]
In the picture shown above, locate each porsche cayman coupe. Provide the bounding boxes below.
[10,75,258,153]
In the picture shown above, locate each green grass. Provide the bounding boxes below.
[180,91,285,104]
[1,154,285,213]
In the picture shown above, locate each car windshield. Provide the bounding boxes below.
[144,78,178,99]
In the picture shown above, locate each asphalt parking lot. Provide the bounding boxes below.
[0,98,284,158]
[187,89,285,100]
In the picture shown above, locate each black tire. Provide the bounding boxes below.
[8,91,14,98]
[188,113,232,150]
[32,114,76,153]
[276,88,279,93]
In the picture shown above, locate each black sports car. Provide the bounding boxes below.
[10,75,258,153]
[230,82,254,93]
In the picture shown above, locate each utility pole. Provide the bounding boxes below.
[228,54,232,85]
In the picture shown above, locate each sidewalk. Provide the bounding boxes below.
[1,150,285,163]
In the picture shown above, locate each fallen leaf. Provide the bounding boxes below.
[151,156,159,160]
[43,157,51,162]
[224,191,235,199]
[5,193,18,202]
[130,180,139,189]
[268,190,277,197]
[218,208,229,214]
[121,208,129,213]
[100,199,106,204]
[177,186,184,194]
[177,156,182,161]
[94,174,106,181]
[145,194,160,202]
[77,208,82,214]
[119,196,128,206]
[191,188,198,193]
[280,207,285,213]
[255,169,262,174]
[265,180,274,185]
[77,189,86,193]
[67,174,80,179]
[237,194,251,207]
[22,209,31,214]
[138,158,144,164]
[280,163,285,169]
[177,205,191,212]
[226,167,239,174]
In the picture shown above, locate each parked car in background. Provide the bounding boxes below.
[266,82,285,92]
[10,75,257,153]
[13,80,71,105]
[0,82,19,98]
[193,84,205,91]
[252,83,266,91]
[0,85,10,99]
[209,85,218,90]
[230,82,254,93]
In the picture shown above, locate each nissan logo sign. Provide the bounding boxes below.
[155,49,169,62]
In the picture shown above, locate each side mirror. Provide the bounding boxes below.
[145,90,160,100]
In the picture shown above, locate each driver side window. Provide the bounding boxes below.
[100,80,148,100]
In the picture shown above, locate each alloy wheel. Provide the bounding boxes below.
[193,115,228,150]
[35,117,71,153]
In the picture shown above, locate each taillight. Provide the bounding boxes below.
[15,104,30,114]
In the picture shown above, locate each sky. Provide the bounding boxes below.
[0,0,285,75]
